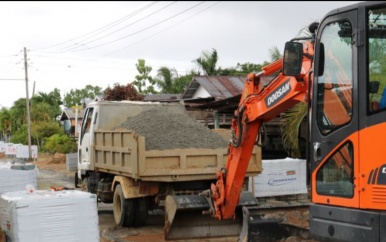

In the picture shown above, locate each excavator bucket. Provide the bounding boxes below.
[238,204,310,242]
[164,192,258,240]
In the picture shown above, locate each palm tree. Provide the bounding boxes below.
[194,48,219,75]
[155,67,178,94]
[278,25,313,158]
[269,46,282,62]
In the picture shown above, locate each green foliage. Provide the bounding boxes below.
[218,62,267,76]
[63,85,103,107]
[194,48,219,75]
[32,121,63,149]
[0,108,11,139]
[269,46,283,62]
[10,125,28,144]
[132,59,157,94]
[31,89,63,119]
[43,134,77,154]
[280,102,307,158]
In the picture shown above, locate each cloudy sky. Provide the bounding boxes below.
[0,1,361,108]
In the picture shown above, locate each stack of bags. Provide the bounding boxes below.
[0,189,99,242]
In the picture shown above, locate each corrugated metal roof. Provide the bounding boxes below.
[60,108,85,121]
[182,75,275,100]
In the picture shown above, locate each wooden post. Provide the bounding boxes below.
[24,47,32,161]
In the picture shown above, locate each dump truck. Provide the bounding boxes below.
[74,100,262,228]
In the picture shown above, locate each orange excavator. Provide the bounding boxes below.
[165,2,386,241]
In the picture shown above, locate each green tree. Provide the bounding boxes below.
[31,89,63,120]
[32,121,63,149]
[43,133,77,154]
[0,108,11,140]
[10,124,28,144]
[155,67,197,94]
[194,48,219,75]
[269,46,283,62]
[132,59,157,94]
[63,85,103,108]
[174,71,196,93]
[217,62,268,76]
[155,67,177,93]
[9,98,27,134]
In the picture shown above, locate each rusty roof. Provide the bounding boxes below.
[182,75,275,100]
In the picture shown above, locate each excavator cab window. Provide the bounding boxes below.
[316,142,354,198]
[368,7,386,113]
[316,20,353,135]
[283,42,303,76]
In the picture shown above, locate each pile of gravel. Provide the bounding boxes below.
[114,106,228,150]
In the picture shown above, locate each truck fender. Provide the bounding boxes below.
[112,176,142,199]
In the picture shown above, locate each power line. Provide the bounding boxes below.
[103,1,221,57]
[32,1,159,52]
[63,1,206,53]
[0,79,24,81]
[60,1,178,53]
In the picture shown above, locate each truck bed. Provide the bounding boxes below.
[92,130,262,182]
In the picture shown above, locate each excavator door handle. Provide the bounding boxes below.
[313,142,321,163]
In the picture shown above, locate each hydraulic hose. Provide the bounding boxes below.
[231,106,245,147]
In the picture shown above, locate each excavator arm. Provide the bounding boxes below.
[164,41,314,240]
[209,45,313,220]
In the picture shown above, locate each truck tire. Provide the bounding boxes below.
[81,177,91,193]
[113,184,135,227]
[133,197,149,227]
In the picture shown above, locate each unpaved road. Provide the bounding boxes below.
[0,155,315,242]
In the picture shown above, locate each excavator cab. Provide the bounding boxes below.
[309,2,386,241]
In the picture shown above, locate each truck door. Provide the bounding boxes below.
[311,10,359,208]
[78,107,95,172]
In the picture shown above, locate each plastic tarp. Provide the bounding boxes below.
[0,163,38,194]
[0,190,99,242]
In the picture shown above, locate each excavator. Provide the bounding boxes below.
[165,1,386,242]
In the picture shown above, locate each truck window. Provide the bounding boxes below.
[80,108,94,141]
[368,7,386,113]
[316,20,353,135]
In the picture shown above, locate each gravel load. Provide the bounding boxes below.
[115,106,228,150]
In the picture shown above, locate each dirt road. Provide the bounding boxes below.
[0,154,315,242]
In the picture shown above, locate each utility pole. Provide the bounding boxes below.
[24,47,32,161]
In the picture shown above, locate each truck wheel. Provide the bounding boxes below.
[113,184,135,227]
[81,177,91,192]
[133,197,149,227]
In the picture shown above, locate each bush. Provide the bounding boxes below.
[43,134,77,154]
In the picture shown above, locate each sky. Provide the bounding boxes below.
[0,1,362,108]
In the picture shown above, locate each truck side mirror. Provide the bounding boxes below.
[283,42,303,76]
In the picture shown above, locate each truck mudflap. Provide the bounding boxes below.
[164,191,258,240]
